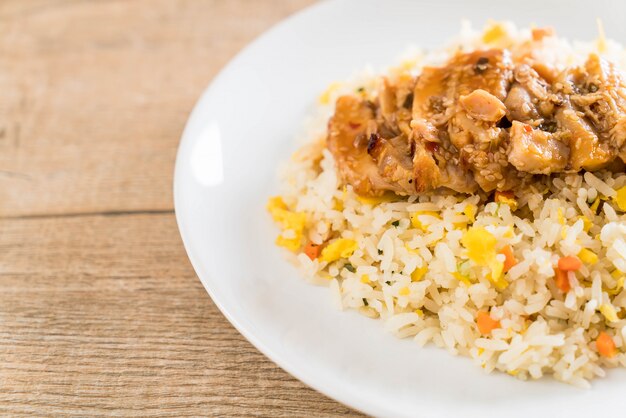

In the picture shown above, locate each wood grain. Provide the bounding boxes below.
[0,1,364,416]
[0,0,314,217]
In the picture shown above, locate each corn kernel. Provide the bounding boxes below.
[411,266,428,282]
[615,185,626,212]
[600,304,619,323]
[464,204,477,222]
[578,248,599,265]
[578,216,593,232]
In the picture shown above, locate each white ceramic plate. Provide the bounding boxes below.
[174,1,626,416]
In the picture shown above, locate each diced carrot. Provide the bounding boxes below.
[596,331,617,358]
[531,27,555,42]
[476,311,500,335]
[554,268,570,292]
[499,245,517,272]
[303,241,321,260]
[558,256,582,271]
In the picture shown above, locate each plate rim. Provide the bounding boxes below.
[172,1,386,415]
[172,1,626,416]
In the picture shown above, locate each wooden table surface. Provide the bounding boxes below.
[0,1,363,416]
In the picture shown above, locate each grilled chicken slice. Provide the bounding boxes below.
[550,55,626,170]
[459,89,507,122]
[326,47,626,198]
[367,134,415,193]
[412,140,441,193]
[439,50,513,191]
[504,64,556,124]
[438,161,478,193]
[449,49,511,98]
[505,83,540,122]
[554,106,614,170]
[378,76,415,138]
[508,121,569,174]
[444,50,512,150]
[327,96,395,196]
[328,96,418,196]
[410,49,514,192]
[411,65,448,145]
[569,54,626,159]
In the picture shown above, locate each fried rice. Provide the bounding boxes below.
[268,22,626,387]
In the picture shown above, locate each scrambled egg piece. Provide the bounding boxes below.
[461,226,508,289]
[275,235,301,252]
[268,196,307,252]
[615,185,626,212]
[268,196,306,230]
[320,238,357,263]
[461,227,496,266]
[267,196,287,213]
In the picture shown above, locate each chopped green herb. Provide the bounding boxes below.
[457,260,471,276]
[356,86,365,93]
[362,298,369,306]
[344,263,356,273]
[378,249,383,255]
[391,220,400,227]
[539,121,557,133]
[385,281,391,285]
